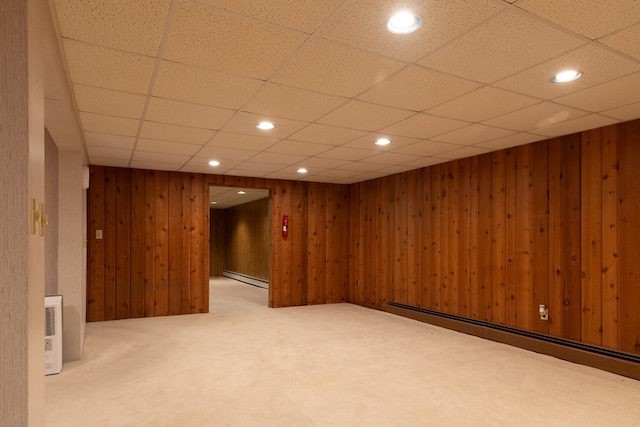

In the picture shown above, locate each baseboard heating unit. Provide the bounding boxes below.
[387,301,640,381]
[222,270,268,289]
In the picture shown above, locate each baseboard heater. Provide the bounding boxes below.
[222,270,269,289]
[387,301,640,381]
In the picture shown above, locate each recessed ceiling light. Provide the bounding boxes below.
[256,121,275,130]
[210,201,217,205]
[208,160,220,167]
[297,168,308,174]
[550,70,582,83]
[237,191,246,195]
[387,11,422,34]
[375,138,392,146]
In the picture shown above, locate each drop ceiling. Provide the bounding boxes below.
[45,0,640,184]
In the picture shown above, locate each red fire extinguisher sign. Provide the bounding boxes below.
[282,214,289,237]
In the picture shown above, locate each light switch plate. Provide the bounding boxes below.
[96,230,103,239]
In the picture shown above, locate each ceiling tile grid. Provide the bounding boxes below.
[45,0,640,187]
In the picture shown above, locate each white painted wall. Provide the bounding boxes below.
[58,151,87,361]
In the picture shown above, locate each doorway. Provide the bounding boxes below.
[208,186,270,306]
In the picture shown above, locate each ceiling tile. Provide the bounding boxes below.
[318,100,414,131]
[419,10,584,83]
[217,168,271,178]
[183,157,241,173]
[135,139,202,156]
[86,146,132,160]
[358,65,481,111]
[432,124,516,146]
[152,61,263,110]
[164,2,307,80]
[427,87,539,122]
[79,112,139,136]
[316,147,376,161]
[231,162,286,173]
[243,83,347,122]
[132,151,191,165]
[602,102,640,121]
[600,23,640,60]
[531,114,619,137]
[312,168,367,179]
[357,151,421,166]
[333,161,384,173]
[139,121,214,144]
[435,146,492,160]
[287,124,368,145]
[192,0,344,33]
[318,0,504,62]
[89,157,130,168]
[53,0,169,55]
[272,38,405,97]
[515,0,640,39]
[483,102,589,132]
[400,157,445,169]
[196,146,259,161]
[392,140,463,157]
[208,131,279,151]
[129,161,183,172]
[476,133,545,150]
[379,113,469,139]
[266,140,333,156]
[63,40,155,93]
[74,85,146,119]
[494,44,640,99]
[146,98,234,130]
[248,152,308,165]
[553,72,640,112]
[84,132,136,150]
[221,112,308,139]
[344,134,419,151]
[296,157,351,170]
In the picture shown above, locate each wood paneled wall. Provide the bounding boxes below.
[224,198,270,280]
[87,171,351,320]
[350,120,640,355]
[209,209,225,276]
[88,169,210,320]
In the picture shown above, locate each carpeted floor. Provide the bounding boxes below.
[45,277,640,426]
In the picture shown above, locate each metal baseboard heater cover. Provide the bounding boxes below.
[387,301,640,381]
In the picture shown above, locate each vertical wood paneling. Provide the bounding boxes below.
[477,154,492,321]
[168,172,184,316]
[601,125,619,349]
[469,156,479,319]
[505,148,517,327]
[189,174,204,313]
[458,159,471,317]
[144,170,156,317]
[515,145,532,330]
[115,168,131,320]
[618,120,640,354]
[581,130,603,345]
[447,162,459,314]
[180,174,191,314]
[562,136,582,341]
[154,171,169,317]
[407,171,418,307]
[430,166,442,312]
[547,140,563,337]
[130,169,145,318]
[532,141,549,334]
[88,166,105,321]
[104,167,116,321]
[491,151,506,325]
[420,168,432,309]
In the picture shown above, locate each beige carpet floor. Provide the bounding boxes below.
[45,277,640,426]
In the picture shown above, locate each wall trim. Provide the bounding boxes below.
[386,301,640,381]
[222,270,269,289]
